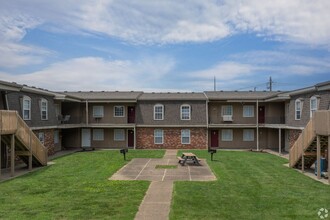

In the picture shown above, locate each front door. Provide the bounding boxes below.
[127,106,135,123]
[81,129,91,148]
[258,106,265,123]
[128,130,134,148]
[211,130,219,148]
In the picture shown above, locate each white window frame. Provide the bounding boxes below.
[243,129,254,141]
[154,129,164,144]
[40,98,48,120]
[114,106,125,117]
[243,105,254,117]
[181,129,190,144]
[154,104,164,120]
[114,129,125,141]
[310,96,317,118]
[93,129,104,141]
[38,132,45,144]
[221,129,233,141]
[222,105,233,116]
[295,99,301,120]
[54,130,59,144]
[93,106,104,118]
[180,105,191,120]
[22,96,31,120]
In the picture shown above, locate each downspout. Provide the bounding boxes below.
[256,99,259,151]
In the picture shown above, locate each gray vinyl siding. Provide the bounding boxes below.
[136,100,207,126]
[6,92,58,127]
[286,91,330,127]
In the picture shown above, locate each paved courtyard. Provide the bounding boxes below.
[109,158,216,182]
[109,150,217,220]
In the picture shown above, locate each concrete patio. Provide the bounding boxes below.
[109,150,217,220]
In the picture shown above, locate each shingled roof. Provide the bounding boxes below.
[204,91,281,100]
[62,91,143,101]
[138,92,207,101]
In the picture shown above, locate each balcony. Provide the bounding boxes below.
[261,116,286,124]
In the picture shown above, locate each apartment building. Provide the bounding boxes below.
[0,80,329,172]
[205,91,285,150]
[135,93,208,149]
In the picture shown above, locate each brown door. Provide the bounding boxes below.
[258,106,265,123]
[127,106,135,123]
[128,130,134,148]
[211,130,219,148]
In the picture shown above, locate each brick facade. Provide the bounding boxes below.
[34,129,55,156]
[288,129,302,149]
[136,127,207,149]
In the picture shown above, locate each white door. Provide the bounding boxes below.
[81,129,91,148]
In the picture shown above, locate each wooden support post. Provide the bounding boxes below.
[256,99,259,151]
[29,133,32,171]
[10,134,15,177]
[316,135,321,179]
[278,128,281,155]
[0,134,2,180]
[133,126,136,150]
[301,155,304,173]
[85,100,89,125]
[328,135,330,184]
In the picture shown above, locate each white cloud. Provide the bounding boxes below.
[0,56,176,91]
[0,12,52,68]
[0,0,329,56]
[191,61,255,79]
[231,0,330,45]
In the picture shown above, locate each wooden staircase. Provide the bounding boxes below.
[0,110,47,167]
[290,111,330,169]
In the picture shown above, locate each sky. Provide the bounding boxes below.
[0,0,329,92]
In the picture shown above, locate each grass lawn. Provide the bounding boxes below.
[170,150,330,220]
[0,150,164,220]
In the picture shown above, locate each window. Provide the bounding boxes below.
[114,106,124,117]
[181,129,190,144]
[222,105,233,116]
[54,130,59,144]
[181,105,191,120]
[295,99,301,120]
[243,105,254,117]
[38,132,45,144]
[93,106,104,118]
[243,129,254,141]
[114,129,125,141]
[40,98,48,120]
[22,96,31,120]
[93,129,104,141]
[310,96,317,117]
[154,129,164,144]
[154,104,164,120]
[221,129,233,141]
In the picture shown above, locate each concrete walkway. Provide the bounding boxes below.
[109,150,216,220]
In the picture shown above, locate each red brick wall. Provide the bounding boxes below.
[34,129,55,156]
[136,127,207,149]
[288,129,302,149]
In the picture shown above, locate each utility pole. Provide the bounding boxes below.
[214,76,216,91]
[267,76,273,91]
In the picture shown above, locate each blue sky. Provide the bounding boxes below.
[0,0,329,92]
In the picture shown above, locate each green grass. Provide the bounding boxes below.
[0,150,164,220]
[170,150,330,220]
[155,165,178,169]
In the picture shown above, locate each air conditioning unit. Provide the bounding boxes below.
[223,115,233,122]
